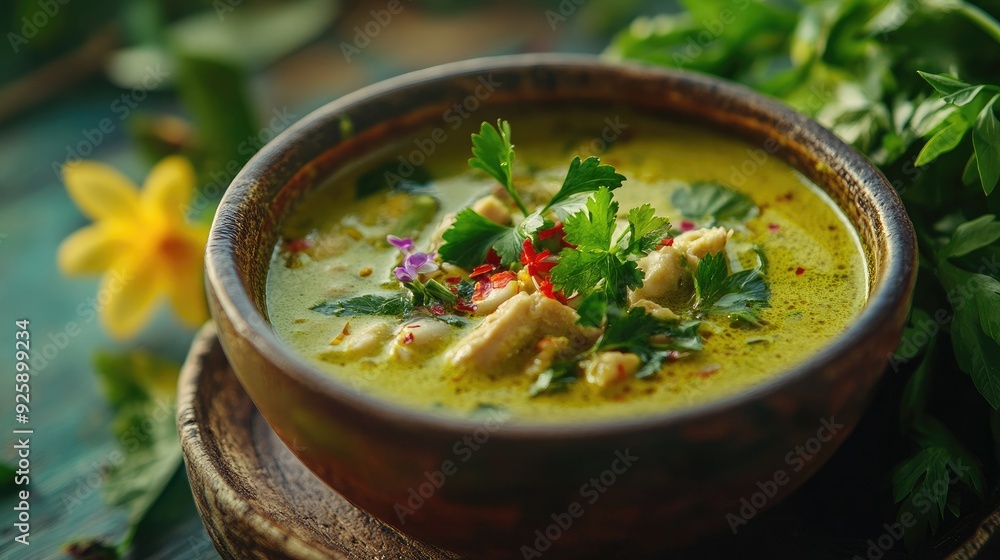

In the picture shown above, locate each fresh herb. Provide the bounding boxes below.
[609,2,1000,540]
[530,305,703,395]
[671,182,758,227]
[550,187,670,306]
[694,252,771,325]
[469,119,527,215]
[311,293,413,317]
[440,122,625,267]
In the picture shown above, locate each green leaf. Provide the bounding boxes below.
[942,215,1000,258]
[917,71,971,96]
[551,250,640,307]
[529,363,578,397]
[694,252,770,325]
[671,182,758,226]
[973,95,1000,195]
[943,85,985,107]
[562,187,618,250]
[469,120,527,215]
[950,273,1000,409]
[438,209,516,268]
[915,120,968,166]
[543,156,626,213]
[576,290,609,328]
[621,204,671,255]
[0,462,16,497]
[311,293,413,317]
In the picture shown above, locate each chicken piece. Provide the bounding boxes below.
[446,292,599,374]
[390,319,454,361]
[673,227,731,269]
[471,194,512,225]
[631,298,679,321]
[320,321,392,360]
[628,245,687,305]
[584,351,642,388]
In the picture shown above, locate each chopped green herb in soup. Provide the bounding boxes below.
[266,110,867,423]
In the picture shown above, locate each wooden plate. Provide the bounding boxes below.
[177,324,1000,559]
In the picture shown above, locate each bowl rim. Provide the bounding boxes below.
[206,52,917,439]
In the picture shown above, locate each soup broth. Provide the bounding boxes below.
[266,108,867,423]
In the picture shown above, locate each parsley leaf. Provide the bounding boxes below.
[437,209,523,267]
[693,252,770,325]
[311,293,413,317]
[528,362,578,396]
[543,156,626,215]
[671,182,758,227]
[620,204,671,255]
[469,119,528,215]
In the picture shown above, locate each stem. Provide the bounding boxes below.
[955,1,1000,44]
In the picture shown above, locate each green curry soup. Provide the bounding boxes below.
[266,109,867,423]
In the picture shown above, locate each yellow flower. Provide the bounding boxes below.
[57,156,209,339]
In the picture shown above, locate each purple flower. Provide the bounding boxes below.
[393,251,438,283]
[387,235,415,254]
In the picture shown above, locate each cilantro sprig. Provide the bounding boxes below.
[439,121,625,267]
[550,187,670,307]
[693,252,771,325]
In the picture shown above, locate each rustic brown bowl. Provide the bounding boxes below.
[205,54,916,559]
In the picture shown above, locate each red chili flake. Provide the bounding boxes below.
[490,270,517,289]
[470,264,496,278]
[428,304,446,316]
[796,267,805,276]
[329,321,351,346]
[768,223,780,232]
[284,238,312,253]
[665,350,681,362]
[679,220,696,232]
[777,192,794,202]
[455,302,477,313]
[472,278,492,301]
[445,276,462,284]
[402,332,415,345]
[484,248,501,267]
[538,222,564,240]
[537,279,568,304]
[616,363,628,382]
[520,238,556,279]
[660,237,675,247]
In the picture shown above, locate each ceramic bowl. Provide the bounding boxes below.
[205,54,916,559]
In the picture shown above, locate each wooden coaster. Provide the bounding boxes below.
[178,324,1000,560]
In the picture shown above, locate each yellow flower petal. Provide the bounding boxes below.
[142,155,197,219]
[63,161,141,221]
[57,224,131,275]
[164,225,209,328]
[98,254,167,340]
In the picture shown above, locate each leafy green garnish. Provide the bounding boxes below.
[439,123,625,268]
[528,363,578,397]
[438,208,527,267]
[693,252,771,325]
[469,119,527,215]
[670,182,758,227]
[551,188,670,306]
[311,293,413,317]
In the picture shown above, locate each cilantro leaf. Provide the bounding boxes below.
[543,156,626,215]
[693,252,770,325]
[528,362,578,397]
[469,119,528,215]
[311,293,413,317]
[551,250,640,307]
[562,186,618,248]
[576,290,609,328]
[671,182,758,227]
[620,204,671,255]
